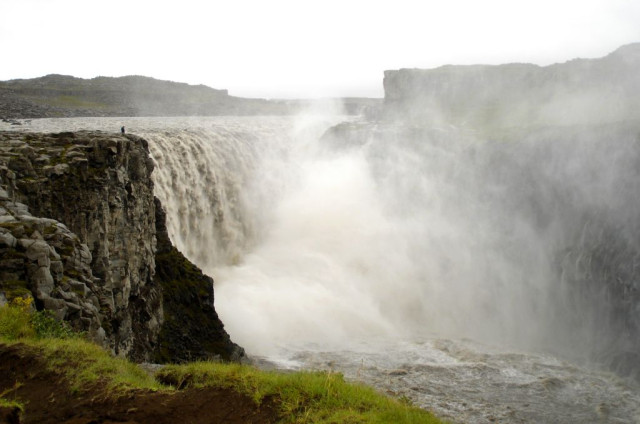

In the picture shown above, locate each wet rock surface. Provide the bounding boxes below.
[0,130,240,362]
[153,198,244,362]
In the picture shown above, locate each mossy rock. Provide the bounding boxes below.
[43,224,58,236]
[0,248,25,260]
[0,223,23,231]
[154,245,242,363]
[0,279,31,301]
[65,268,82,279]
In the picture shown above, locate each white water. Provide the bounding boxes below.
[3,116,639,423]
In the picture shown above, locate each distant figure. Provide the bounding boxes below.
[121,126,125,134]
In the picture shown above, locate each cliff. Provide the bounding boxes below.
[0,130,241,362]
[321,43,640,378]
[383,43,640,129]
[153,198,243,362]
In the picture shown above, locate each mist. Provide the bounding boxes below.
[10,102,638,420]
[127,48,640,395]
[2,39,636,421]
[144,102,639,384]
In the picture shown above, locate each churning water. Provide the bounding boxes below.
[3,116,639,423]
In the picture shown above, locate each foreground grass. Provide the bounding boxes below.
[35,338,163,394]
[0,387,24,412]
[0,299,444,423]
[157,361,441,424]
[0,297,161,395]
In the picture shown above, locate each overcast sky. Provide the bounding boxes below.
[1,0,639,98]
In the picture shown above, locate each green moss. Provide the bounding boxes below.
[0,222,23,231]
[153,245,235,363]
[43,224,58,236]
[3,287,31,301]
[0,280,30,301]
[65,268,81,279]
[48,143,74,166]
[156,247,209,299]
[69,286,83,297]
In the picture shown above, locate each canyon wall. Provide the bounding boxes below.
[383,43,640,129]
[0,130,241,362]
[321,43,640,378]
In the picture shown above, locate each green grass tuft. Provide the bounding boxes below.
[30,310,81,340]
[35,338,162,394]
[0,397,24,412]
[0,382,25,413]
[0,297,81,341]
[0,298,35,340]
[0,299,160,394]
[157,362,442,424]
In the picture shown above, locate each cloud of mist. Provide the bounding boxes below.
[206,118,637,374]
[146,62,640,377]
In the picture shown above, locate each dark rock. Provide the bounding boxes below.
[153,198,244,362]
[0,405,21,424]
[0,130,242,363]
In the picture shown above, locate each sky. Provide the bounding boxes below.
[1,0,639,99]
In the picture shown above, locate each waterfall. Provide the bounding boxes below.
[7,116,639,422]
[142,116,640,379]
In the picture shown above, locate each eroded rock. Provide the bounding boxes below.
[0,130,241,363]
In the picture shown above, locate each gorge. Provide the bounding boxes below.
[1,43,640,423]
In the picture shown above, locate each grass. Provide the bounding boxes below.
[0,297,445,423]
[157,362,442,424]
[0,383,24,413]
[35,338,162,394]
[0,297,34,340]
[0,297,80,341]
[0,297,160,395]
[0,397,23,411]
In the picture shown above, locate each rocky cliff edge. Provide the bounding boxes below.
[0,130,242,362]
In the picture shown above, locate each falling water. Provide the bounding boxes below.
[3,116,639,423]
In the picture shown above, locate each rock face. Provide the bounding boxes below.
[0,191,104,342]
[383,43,640,128]
[153,198,244,362]
[0,130,240,362]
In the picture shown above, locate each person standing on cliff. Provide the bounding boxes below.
[121,126,125,134]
